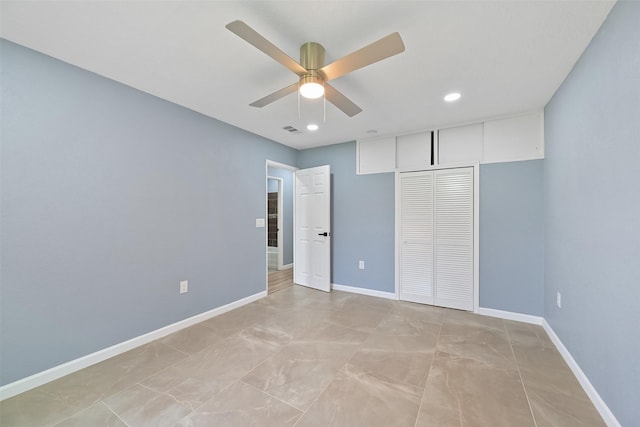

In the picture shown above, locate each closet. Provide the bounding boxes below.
[398,167,474,311]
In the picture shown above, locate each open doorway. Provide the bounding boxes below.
[266,161,296,294]
[267,176,283,272]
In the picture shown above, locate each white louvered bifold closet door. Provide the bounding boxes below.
[399,171,434,304]
[434,168,474,311]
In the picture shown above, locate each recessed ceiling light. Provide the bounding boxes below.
[366,129,378,135]
[444,92,461,102]
[307,123,319,131]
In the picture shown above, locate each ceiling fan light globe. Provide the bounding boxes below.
[300,82,325,99]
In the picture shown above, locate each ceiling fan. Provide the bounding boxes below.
[226,20,405,117]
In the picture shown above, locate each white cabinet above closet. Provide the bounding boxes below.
[483,111,544,163]
[356,110,544,174]
[397,132,432,171]
[438,123,484,165]
[356,136,396,175]
[357,132,433,175]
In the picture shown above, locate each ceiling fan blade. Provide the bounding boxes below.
[320,32,405,81]
[226,20,308,76]
[250,82,299,108]
[324,83,362,117]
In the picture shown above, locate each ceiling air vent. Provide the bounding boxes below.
[282,125,301,134]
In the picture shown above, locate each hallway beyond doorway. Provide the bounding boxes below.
[268,269,293,294]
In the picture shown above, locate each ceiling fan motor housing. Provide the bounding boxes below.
[300,42,325,71]
[299,42,326,96]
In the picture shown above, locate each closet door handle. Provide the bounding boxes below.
[318,232,328,236]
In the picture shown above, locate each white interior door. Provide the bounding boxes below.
[399,171,435,304]
[294,165,331,292]
[434,168,474,311]
[398,167,475,311]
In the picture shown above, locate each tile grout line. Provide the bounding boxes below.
[240,379,306,415]
[41,407,88,427]
[293,331,377,426]
[32,344,193,427]
[171,379,240,425]
[159,340,194,358]
[290,356,358,426]
[413,316,444,427]
[291,298,392,426]
[127,315,283,426]
[237,300,346,384]
[189,307,304,417]
[105,382,196,426]
[101,400,132,427]
[504,322,539,427]
[212,294,370,426]
[41,402,114,427]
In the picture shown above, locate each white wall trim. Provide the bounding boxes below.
[478,307,544,325]
[280,263,293,270]
[0,290,267,401]
[481,155,544,165]
[332,283,397,300]
[472,164,480,313]
[265,160,298,172]
[542,320,621,427]
[394,169,401,304]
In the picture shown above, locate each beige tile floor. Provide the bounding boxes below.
[0,285,605,427]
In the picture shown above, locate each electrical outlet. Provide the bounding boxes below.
[180,280,189,294]
[556,292,562,308]
[359,260,365,270]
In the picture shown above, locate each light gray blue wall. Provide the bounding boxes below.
[544,2,640,424]
[479,160,544,316]
[267,178,278,193]
[0,40,297,385]
[298,142,395,293]
[267,167,294,265]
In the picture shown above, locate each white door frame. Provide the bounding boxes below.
[265,160,298,292]
[395,162,480,312]
[267,176,284,270]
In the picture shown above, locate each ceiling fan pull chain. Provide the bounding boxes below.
[297,84,301,119]
[323,83,327,123]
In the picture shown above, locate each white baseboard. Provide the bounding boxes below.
[280,263,293,270]
[331,283,397,300]
[479,308,619,426]
[542,320,621,427]
[478,307,544,325]
[0,290,267,401]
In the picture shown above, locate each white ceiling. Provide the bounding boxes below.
[1,1,614,150]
